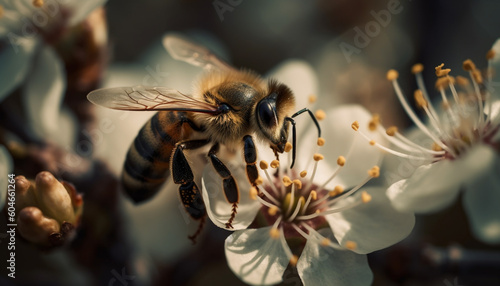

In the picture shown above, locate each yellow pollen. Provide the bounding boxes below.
[315,209,320,215]
[317,137,325,146]
[255,176,264,185]
[329,185,344,197]
[268,206,279,216]
[284,142,293,153]
[308,94,317,104]
[386,126,398,136]
[432,142,443,151]
[435,63,451,77]
[345,241,357,250]
[368,166,380,178]
[463,59,476,71]
[351,121,360,131]
[456,75,470,86]
[368,114,380,131]
[269,228,280,239]
[472,69,483,84]
[313,153,324,161]
[259,160,269,170]
[320,238,331,246]
[282,176,292,187]
[414,89,427,108]
[300,170,307,178]
[369,140,376,146]
[386,69,399,81]
[289,255,299,267]
[270,160,280,169]
[486,49,496,60]
[33,0,44,7]
[361,191,372,203]
[310,190,317,200]
[293,179,302,189]
[315,109,326,120]
[337,156,346,166]
[249,187,258,200]
[411,63,424,74]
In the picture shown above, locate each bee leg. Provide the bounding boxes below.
[172,139,210,242]
[243,135,259,186]
[207,143,239,229]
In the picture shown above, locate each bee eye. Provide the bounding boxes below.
[257,99,277,128]
[218,103,231,113]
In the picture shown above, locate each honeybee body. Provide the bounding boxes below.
[87,35,316,238]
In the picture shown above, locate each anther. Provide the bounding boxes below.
[472,69,483,84]
[412,63,424,74]
[486,49,496,60]
[270,160,280,169]
[345,241,357,250]
[463,59,476,71]
[387,69,399,81]
[435,63,451,77]
[270,228,280,239]
[369,140,376,146]
[368,114,380,131]
[292,179,302,190]
[317,137,325,146]
[456,75,470,86]
[351,121,360,131]
[33,0,44,7]
[329,185,344,197]
[268,206,279,216]
[361,191,372,203]
[310,190,317,200]
[255,176,264,185]
[435,76,455,90]
[300,170,307,178]
[284,142,293,153]
[313,153,324,161]
[321,237,331,246]
[337,156,346,166]
[368,166,380,178]
[432,142,443,151]
[308,95,317,104]
[315,109,326,120]
[260,160,269,170]
[282,176,292,187]
[289,255,299,267]
[386,126,398,136]
[414,89,427,108]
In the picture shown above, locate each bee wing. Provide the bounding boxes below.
[163,34,235,72]
[87,86,220,113]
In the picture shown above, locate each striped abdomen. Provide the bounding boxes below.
[122,111,195,203]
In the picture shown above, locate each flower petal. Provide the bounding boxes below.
[202,153,261,230]
[0,145,13,210]
[0,37,37,101]
[295,105,385,188]
[22,46,67,142]
[225,227,290,285]
[387,144,496,213]
[463,156,500,244]
[297,228,373,286]
[326,187,414,254]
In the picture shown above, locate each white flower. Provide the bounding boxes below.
[202,102,415,285]
[356,39,500,244]
[0,0,106,144]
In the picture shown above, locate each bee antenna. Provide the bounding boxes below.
[291,108,321,138]
[285,117,297,169]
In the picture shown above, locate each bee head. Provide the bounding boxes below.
[255,80,295,152]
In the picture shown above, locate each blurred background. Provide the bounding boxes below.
[1,0,500,285]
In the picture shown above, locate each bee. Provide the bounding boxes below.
[87,34,320,240]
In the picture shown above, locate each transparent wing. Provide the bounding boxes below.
[162,33,235,72]
[87,86,220,113]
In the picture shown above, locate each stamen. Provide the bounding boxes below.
[269,216,282,239]
[300,170,307,178]
[33,0,44,7]
[317,137,325,146]
[414,89,428,108]
[255,177,264,186]
[289,255,299,267]
[270,160,280,169]
[315,110,326,120]
[288,196,305,221]
[351,121,360,131]
[284,142,293,153]
[486,49,496,60]
[293,179,302,190]
[387,70,453,154]
[268,206,279,216]
[259,185,281,206]
[345,241,357,250]
[300,223,345,250]
[468,67,485,132]
[337,156,346,166]
[259,160,269,170]
[256,194,279,209]
[361,191,372,203]
[308,95,317,104]
[387,69,399,80]
[285,184,296,217]
[386,126,397,136]
[301,191,317,215]
[414,65,441,124]
[282,176,292,187]
[456,76,470,86]
[368,166,380,178]
[412,63,424,74]
[435,63,451,77]
[368,114,381,131]
[261,166,280,195]
[463,59,476,71]
[249,187,258,200]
